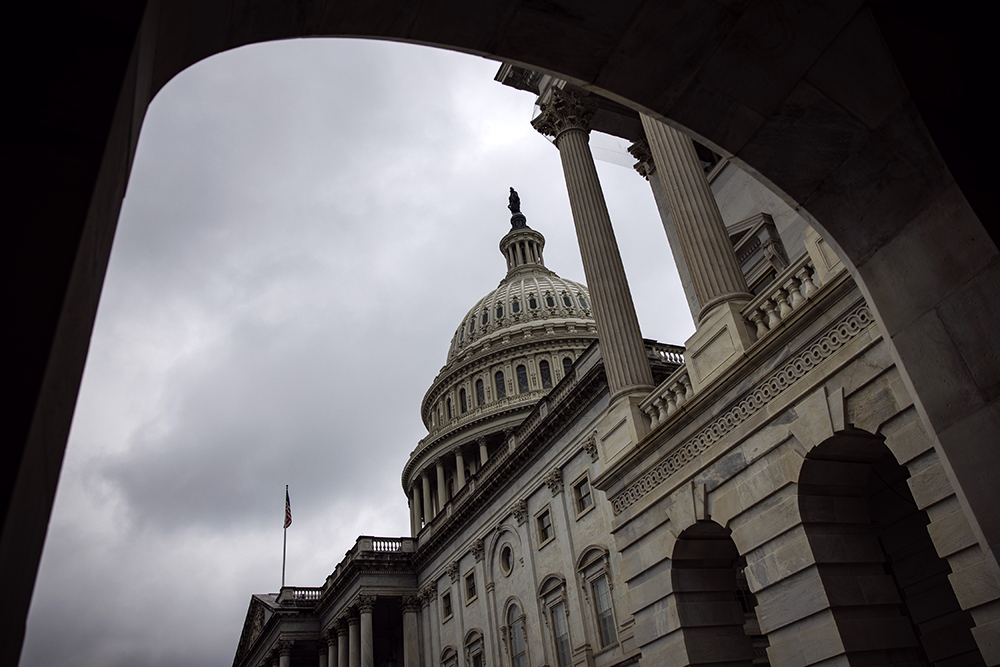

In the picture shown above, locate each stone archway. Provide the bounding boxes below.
[9,2,999,662]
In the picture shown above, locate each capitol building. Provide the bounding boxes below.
[231,68,993,667]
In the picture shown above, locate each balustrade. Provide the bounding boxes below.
[741,254,821,341]
[640,366,693,429]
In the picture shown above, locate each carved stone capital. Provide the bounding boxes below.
[357,594,376,614]
[531,88,598,141]
[278,639,294,657]
[401,595,422,613]
[544,468,563,495]
[335,617,349,635]
[582,432,599,461]
[629,137,656,179]
[512,499,528,525]
[323,629,338,647]
[446,561,460,582]
[472,538,485,562]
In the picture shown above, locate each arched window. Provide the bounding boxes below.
[512,298,521,313]
[529,296,538,309]
[446,397,453,419]
[496,304,504,319]
[476,379,485,406]
[495,371,506,399]
[482,311,489,325]
[460,388,468,414]
[507,604,527,667]
[546,294,556,308]
[517,365,529,394]
[441,646,458,667]
[539,360,552,389]
[563,357,573,376]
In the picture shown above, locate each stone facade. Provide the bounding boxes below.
[231,69,998,667]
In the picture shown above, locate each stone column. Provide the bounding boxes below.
[318,637,329,667]
[358,595,376,667]
[639,115,755,390]
[629,138,700,321]
[409,486,420,536]
[455,448,466,491]
[325,629,337,667]
[436,458,447,509]
[479,438,488,466]
[337,619,349,667]
[533,88,654,401]
[421,472,433,521]
[348,613,360,667]
[278,640,292,667]
[638,115,751,319]
[402,595,421,667]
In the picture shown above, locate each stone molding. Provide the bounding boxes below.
[628,138,655,179]
[512,499,528,525]
[610,304,874,514]
[357,594,376,613]
[544,468,563,496]
[472,538,485,561]
[531,88,598,140]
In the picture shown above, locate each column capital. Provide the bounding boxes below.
[472,538,485,562]
[357,594,376,614]
[512,499,528,525]
[278,639,294,657]
[628,138,656,179]
[544,468,563,495]
[335,617,349,635]
[446,561,460,582]
[401,595,422,612]
[531,88,598,142]
[347,610,360,626]
[324,628,338,646]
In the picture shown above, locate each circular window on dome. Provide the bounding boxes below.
[499,543,514,576]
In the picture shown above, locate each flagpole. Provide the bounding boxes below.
[282,484,289,589]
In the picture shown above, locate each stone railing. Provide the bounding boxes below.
[277,586,323,604]
[354,536,415,554]
[741,253,819,341]
[640,365,693,429]
[645,341,685,366]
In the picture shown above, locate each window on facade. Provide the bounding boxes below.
[592,576,617,647]
[482,311,489,325]
[460,388,468,413]
[507,605,527,667]
[537,509,553,544]
[579,296,588,309]
[563,357,573,376]
[442,591,453,620]
[470,318,476,334]
[466,631,485,667]
[574,477,593,514]
[476,379,485,406]
[496,304,504,319]
[529,296,538,309]
[546,294,556,308]
[472,654,484,667]
[516,364,529,394]
[500,544,514,576]
[562,294,572,307]
[495,371,506,399]
[441,647,458,667]
[459,326,464,341]
[446,398,453,420]
[539,360,552,389]
[465,572,477,602]
[551,602,572,667]
[512,299,521,313]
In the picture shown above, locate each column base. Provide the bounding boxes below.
[598,391,652,465]
[685,300,755,393]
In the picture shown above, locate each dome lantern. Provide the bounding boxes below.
[500,188,546,275]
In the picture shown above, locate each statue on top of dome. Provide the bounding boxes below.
[508,187,521,215]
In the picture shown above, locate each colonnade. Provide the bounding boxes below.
[409,437,491,535]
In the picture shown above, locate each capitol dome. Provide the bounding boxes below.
[402,192,600,514]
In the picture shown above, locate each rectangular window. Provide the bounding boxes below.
[574,477,593,514]
[441,591,452,620]
[537,509,553,544]
[472,654,484,667]
[551,602,572,667]
[465,571,477,602]
[592,576,617,647]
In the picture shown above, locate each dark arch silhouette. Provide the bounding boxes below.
[8,2,998,662]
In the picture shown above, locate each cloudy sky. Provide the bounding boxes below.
[20,39,693,667]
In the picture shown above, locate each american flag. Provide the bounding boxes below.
[284,488,292,529]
